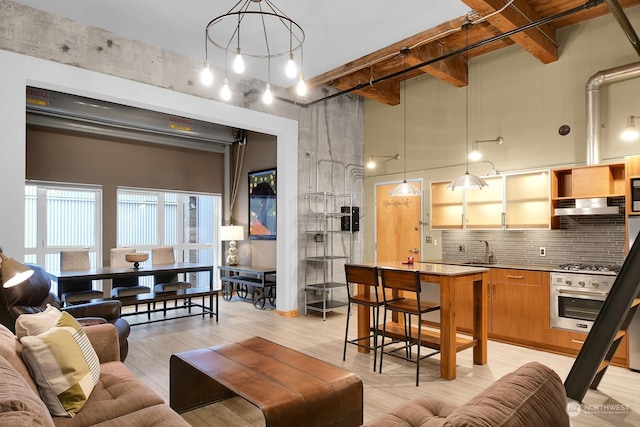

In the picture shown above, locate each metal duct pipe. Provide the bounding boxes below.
[585,60,640,165]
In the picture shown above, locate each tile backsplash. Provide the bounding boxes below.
[442,213,626,267]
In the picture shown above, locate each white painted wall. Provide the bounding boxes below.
[0,50,300,312]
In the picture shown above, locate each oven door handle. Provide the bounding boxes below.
[557,288,608,297]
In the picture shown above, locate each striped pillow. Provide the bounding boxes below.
[16,307,100,417]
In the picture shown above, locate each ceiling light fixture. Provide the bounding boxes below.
[469,136,504,161]
[621,115,640,141]
[202,0,306,104]
[448,22,488,191]
[366,153,400,169]
[390,48,421,197]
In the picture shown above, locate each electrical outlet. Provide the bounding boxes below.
[539,247,546,257]
[458,245,465,253]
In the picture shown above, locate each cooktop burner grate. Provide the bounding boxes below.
[556,263,621,274]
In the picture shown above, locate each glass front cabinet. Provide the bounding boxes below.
[430,170,550,230]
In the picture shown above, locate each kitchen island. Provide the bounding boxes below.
[360,262,489,380]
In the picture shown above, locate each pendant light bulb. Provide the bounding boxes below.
[221,78,231,101]
[621,116,640,141]
[233,48,245,74]
[286,53,297,79]
[262,83,273,105]
[296,73,307,96]
[200,62,213,86]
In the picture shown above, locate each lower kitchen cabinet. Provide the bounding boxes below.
[489,269,546,343]
[542,323,628,367]
[453,267,629,368]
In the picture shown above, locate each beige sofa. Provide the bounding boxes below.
[362,362,570,427]
[0,322,188,426]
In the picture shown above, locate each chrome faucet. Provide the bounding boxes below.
[479,240,494,263]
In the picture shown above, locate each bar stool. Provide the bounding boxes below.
[378,268,441,386]
[343,264,384,371]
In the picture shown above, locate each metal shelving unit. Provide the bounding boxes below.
[304,191,353,320]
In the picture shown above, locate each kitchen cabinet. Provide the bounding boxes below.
[504,171,551,229]
[430,170,550,230]
[551,163,625,228]
[489,269,546,343]
[542,326,628,368]
[464,176,504,229]
[430,181,463,229]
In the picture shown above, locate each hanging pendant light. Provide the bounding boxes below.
[390,49,421,197]
[448,22,488,191]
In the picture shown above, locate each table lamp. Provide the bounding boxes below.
[220,225,244,266]
[0,246,34,288]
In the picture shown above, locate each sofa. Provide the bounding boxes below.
[0,321,189,426]
[0,263,130,361]
[362,362,570,427]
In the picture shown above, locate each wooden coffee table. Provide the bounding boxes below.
[170,337,363,427]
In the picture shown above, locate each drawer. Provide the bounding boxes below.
[491,269,543,285]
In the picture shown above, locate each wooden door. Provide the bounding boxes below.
[375,182,422,263]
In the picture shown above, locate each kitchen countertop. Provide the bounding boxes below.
[422,259,559,273]
[373,261,490,276]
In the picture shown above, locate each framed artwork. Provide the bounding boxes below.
[248,168,277,240]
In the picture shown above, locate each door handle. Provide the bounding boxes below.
[409,248,420,253]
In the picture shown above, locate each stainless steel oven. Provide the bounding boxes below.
[550,272,615,333]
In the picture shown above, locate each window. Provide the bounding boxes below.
[24,182,102,279]
[116,188,220,288]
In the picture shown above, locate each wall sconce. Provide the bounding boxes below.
[0,246,34,288]
[220,225,244,266]
[621,116,640,142]
[366,154,400,169]
[469,136,504,161]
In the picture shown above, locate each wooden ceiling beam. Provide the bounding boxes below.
[462,0,558,64]
[406,44,468,88]
[329,69,401,105]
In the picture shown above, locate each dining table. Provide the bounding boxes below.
[47,262,215,299]
[360,261,489,380]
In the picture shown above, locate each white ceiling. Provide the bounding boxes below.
[12,0,471,88]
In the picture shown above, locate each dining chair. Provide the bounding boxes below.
[110,248,151,315]
[378,268,441,386]
[59,249,104,305]
[343,264,385,371]
[151,247,192,316]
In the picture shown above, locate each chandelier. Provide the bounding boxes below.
[200,0,307,104]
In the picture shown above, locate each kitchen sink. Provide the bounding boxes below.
[459,261,496,266]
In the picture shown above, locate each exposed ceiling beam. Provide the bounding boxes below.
[462,0,558,64]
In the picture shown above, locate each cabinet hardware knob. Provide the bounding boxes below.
[507,275,524,279]
[571,339,585,344]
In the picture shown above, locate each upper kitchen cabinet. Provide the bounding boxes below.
[430,181,464,229]
[552,164,625,199]
[551,163,625,228]
[504,171,551,229]
[465,176,504,229]
[431,171,550,230]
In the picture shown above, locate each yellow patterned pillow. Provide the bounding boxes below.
[16,307,100,417]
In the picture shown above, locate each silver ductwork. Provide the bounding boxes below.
[585,60,640,165]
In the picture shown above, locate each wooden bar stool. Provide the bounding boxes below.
[343,264,384,371]
[379,268,441,386]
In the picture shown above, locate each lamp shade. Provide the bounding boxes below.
[220,225,244,242]
[0,250,34,288]
[447,172,489,191]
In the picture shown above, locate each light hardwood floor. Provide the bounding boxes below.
[123,298,640,426]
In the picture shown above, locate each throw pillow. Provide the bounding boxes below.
[16,307,100,417]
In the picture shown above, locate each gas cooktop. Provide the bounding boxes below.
[555,263,621,275]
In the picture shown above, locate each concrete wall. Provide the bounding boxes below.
[363,6,640,264]
[0,0,364,315]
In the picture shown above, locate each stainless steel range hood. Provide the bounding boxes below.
[554,198,620,216]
